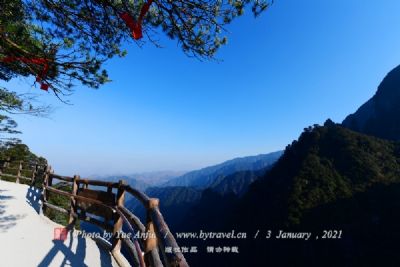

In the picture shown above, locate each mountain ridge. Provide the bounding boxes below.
[179,121,400,266]
[162,151,283,188]
[343,64,400,140]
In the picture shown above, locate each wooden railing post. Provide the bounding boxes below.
[4,157,10,169]
[145,198,163,267]
[69,175,79,227]
[48,166,54,187]
[31,164,38,186]
[16,160,22,184]
[40,165,51,215]
[41,165,51,214]
[0,159,7,180]
[112,180,126,253]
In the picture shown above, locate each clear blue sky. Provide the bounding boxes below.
[6,0,400,176]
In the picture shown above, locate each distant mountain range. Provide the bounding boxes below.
[90,170,184,191]
[129,167,272,228]
[126,152,283,229]
[343,64,400,140]
[91,152,283,192]
[162,151,283,188]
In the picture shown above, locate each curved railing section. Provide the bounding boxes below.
[0,159,189,267]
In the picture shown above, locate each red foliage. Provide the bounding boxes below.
[119,0,153,40]
[1,56,50,91]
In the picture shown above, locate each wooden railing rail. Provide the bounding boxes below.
[149,206,188,267]
[117,206,146,233]
[124,185,151,208]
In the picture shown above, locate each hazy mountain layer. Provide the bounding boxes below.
[162,151,283,188]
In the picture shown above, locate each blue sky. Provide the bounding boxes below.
[6,0,400,176]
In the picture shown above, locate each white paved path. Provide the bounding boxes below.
[0,180,118,267]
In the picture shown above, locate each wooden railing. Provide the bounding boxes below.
[0,159,189,267]
[0,159,45,186]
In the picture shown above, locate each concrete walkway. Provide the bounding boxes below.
[0,180,118,267]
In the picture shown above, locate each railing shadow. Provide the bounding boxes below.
[37,227,114,267]
[95,241,114,267]
[37,229,88,267]
[25,185,42,214]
